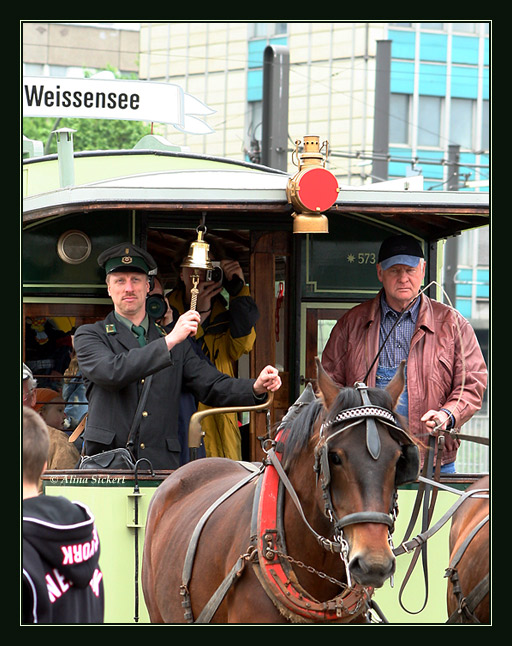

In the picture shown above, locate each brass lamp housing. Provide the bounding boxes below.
[286,136,339,234]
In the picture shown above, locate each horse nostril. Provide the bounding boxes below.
[348,555,395,588]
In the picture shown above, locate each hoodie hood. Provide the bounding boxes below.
[23,495,100,588]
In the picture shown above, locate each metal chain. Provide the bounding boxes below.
[268,548,348,589]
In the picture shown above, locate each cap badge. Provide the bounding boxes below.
[122,256,133,264]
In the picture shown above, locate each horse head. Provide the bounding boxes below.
[310,359,419,588]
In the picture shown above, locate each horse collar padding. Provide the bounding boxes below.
[253,435,372,623]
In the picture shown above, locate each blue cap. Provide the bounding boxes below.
[378,235,423,270]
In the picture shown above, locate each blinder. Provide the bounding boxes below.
[395,443,420,486]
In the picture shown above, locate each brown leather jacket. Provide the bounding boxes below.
[321,291,487,465]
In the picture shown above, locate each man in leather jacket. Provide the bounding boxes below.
[321,235,487,471]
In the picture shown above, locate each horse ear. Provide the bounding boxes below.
[315,357,340,411]
[386,360,406,410]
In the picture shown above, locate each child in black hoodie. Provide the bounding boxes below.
[22,407,104,623]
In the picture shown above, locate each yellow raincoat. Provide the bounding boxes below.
[167,283,258,459]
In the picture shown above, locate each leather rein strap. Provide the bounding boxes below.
[180,464,263,623]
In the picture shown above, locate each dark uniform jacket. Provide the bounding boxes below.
[73,311,263,469]
[23,496,104,624]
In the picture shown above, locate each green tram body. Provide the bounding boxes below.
[40,471,481,624]
[25,143,489,624]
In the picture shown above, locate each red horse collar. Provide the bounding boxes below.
[251,431,373,623]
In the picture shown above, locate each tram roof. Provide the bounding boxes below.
[23,149,488,240]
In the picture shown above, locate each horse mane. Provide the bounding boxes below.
[278,386,395,471]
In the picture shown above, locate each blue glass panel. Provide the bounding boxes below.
[451,65,479,98]
[456,299,472,318]
[391,61,415,93]
[452,35,480,65]
[419,62,446,96]
[419,33,448,62]
[389,30,416,59]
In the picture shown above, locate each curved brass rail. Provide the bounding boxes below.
[188,393,274,449]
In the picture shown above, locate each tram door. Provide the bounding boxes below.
[297,216,411,393]
[249,230,291,462]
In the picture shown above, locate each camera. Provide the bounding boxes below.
[206,261,223,284]
[146,293,168,319]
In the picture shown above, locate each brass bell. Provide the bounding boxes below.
[180,225,214,311]
[180,225,214,272]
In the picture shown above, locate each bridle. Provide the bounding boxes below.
[316,384,408,522]
[180,383,418,624]
[265,382,418,587]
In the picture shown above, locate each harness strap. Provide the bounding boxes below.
[445,513,489,624]
[336,512,394,530]
[266,447,341,553]
[446,572,489,624]
[195,556,247,623]
[252,446,372,623]
[180,465,263,623]
[397,434,441,614]
[354,383,381,459]
[393,487,489,557]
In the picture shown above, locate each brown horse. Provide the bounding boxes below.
[446,475,489,623]
[142,361,419,624]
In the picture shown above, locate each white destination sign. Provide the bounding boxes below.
[22,76,215,135]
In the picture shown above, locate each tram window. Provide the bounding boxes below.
[23,304,112,391]
[303,305,354,386]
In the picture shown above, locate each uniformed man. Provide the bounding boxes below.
[73,243,280,470]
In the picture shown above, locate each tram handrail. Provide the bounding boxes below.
[188,393,274,449]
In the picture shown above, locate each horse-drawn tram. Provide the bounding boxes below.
[24,133,489,624]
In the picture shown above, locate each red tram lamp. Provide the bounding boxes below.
[286,136,339,234]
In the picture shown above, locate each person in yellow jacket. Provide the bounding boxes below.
[167,254,259,460]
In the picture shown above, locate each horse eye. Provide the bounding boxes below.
[328,452,342,466]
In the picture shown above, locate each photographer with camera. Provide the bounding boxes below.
[167,244,260,461]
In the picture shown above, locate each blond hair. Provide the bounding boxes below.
[23,407,49,485]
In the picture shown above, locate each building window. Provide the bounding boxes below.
[420,22,444,30]
[389,93,410,144]
[452,22,480,33]
[249,23,287,38]
[449,97,474,149]
[418,95,442,146]
[481,100,489,150]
